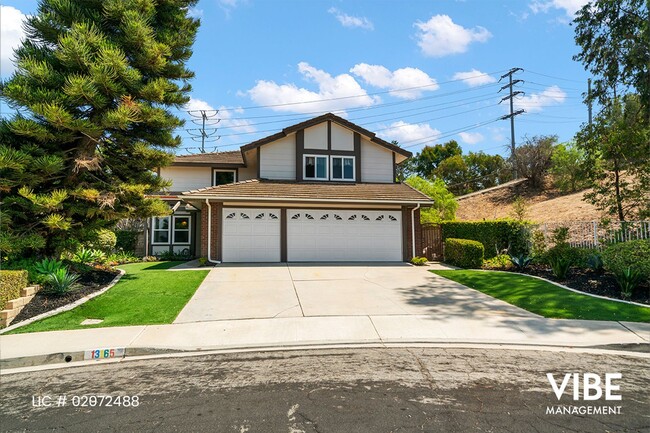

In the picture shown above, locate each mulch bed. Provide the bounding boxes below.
[501,265,650,305]
[10,268,120,326]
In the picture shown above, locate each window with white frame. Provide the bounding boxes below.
[213,169,236,186]
[331,156,355,181]
[173,215,191,244]
[152,216,170,244]
[303,155,328,180]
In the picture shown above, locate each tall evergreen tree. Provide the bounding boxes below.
[0,0,199,257]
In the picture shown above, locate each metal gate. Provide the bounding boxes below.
[421,224,443,260]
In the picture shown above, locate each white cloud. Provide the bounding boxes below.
[350,63,438,99]
[458,131,484,145]
[328,7,374,30]
[414,15,491,57]
[247,62,378,113]
[514,85,566,113]
[380,121,441,145]
[529,0,589,17]
[184,97,255,134]
[452,69,497,87]
[0,5,27,77]
[187,7,203,18]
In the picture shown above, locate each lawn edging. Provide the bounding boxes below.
[0,269,126,335]
[474,269,650,309]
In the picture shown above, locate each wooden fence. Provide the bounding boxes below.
[421,225,443,260]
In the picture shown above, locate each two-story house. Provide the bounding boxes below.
[148,113,433,262]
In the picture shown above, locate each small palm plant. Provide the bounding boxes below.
[548,255,571,280]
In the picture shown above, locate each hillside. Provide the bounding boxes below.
[455,178,604,223]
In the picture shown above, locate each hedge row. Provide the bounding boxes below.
[440,220,530,259]
[0,270,28,308]
[444,238,484,269]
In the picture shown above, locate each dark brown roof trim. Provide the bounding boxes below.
[240,113,412,157]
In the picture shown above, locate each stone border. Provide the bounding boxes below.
[0,269,126,335]
[474,269,650,308]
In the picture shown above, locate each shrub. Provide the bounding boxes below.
[614,267,643,300]
[89,229,117,253]
[410,256,428,266]
[530,230,547,259]
[115,230,140,254]
[157,249,192,261]
[482,254,512,270]
[42,268,80,296]
[2,258,48,285]
[445,238,484,269]
[440,220,530,259]
[34,258,64,275]
[548,255,571,280]
[0,270,28,308]
[602,240,650,285]
[197,257,209,267]
[510,254,533,271]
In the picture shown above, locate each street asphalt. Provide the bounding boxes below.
[1,347,648,432]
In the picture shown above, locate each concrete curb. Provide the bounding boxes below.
[0,269,126,335]
[2,340,648,375]
[474,269,650,309]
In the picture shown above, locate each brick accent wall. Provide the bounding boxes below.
[199,202,222,260]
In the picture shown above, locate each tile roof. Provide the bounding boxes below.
[173,150,244,165]
[181,179,433,204]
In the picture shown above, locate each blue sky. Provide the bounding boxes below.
[1,0,592,157]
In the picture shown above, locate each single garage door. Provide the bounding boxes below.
[222,208,281,262]
[287,210,402,262]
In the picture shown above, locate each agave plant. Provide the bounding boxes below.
[73,247,105,264]
[34,258,64,275]
[510,254,533,271]
[44,268,81,295]
[614,267,642,300]
[548,255,571,280]
[586,254,604,274]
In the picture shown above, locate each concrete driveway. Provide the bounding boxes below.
[174,264,534,324]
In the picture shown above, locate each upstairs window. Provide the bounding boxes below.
[331,156,355,181]
[304,155,328,180]
[213,169,236,186]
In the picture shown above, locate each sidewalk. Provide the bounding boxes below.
[1,314,648,370]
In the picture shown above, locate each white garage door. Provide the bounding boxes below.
[222,208,281,262]
[287,210,402,262]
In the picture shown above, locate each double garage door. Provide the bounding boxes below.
[221,208,402,262]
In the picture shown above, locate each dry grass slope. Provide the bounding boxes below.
[455,178,604,223]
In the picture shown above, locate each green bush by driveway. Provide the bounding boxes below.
[8,262,209,334]
[433,270,650,323]
[444,238,484,269]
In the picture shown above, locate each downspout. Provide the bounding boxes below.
[205,199,221,264]
[411,204,420,259]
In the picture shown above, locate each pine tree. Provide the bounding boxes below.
[0,0,199,258]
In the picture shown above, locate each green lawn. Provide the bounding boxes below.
[432,270,650,323]
[9,261,209,334]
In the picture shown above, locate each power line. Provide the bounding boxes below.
[525,70,585,84]
[177,69,509,113]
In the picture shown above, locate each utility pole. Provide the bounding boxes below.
[186,110,220,153]
[587,78,592,125]
[498,68,525,179]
